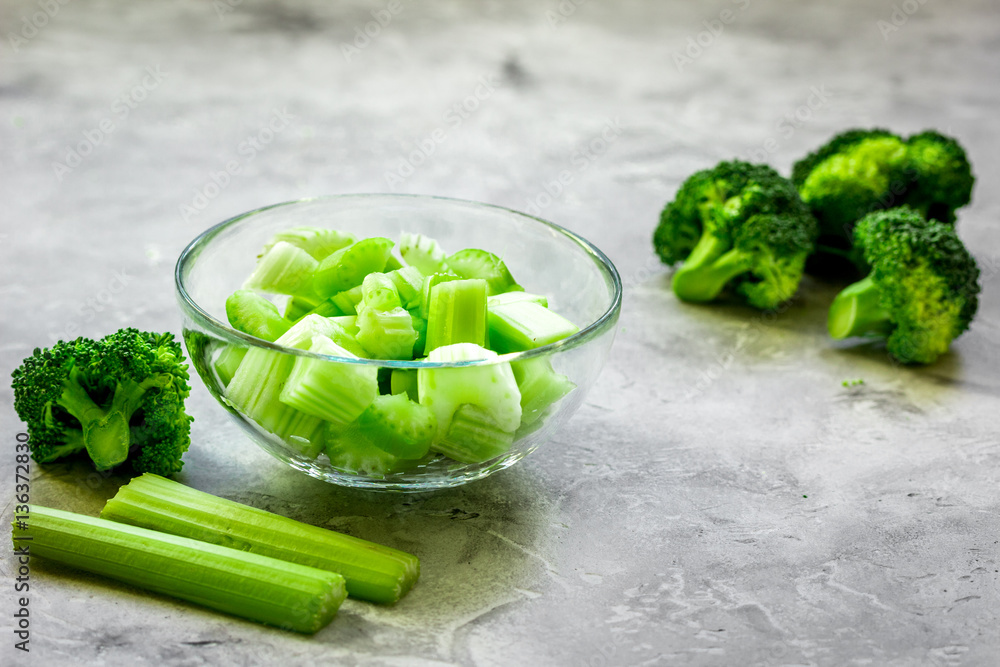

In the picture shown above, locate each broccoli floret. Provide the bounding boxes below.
[827,208,980,364]
[792,128,975,276]
[653,160,818,309]
[11,329,193,475]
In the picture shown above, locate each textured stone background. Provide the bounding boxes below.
[2,1,999,665]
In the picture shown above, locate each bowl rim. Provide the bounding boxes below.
[175,193,622,369]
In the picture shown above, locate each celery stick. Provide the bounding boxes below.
[324,424,425,478]
[445,249,521,295]
[390,369,418,401]
[359,273,402,312]
[329,284,365,315]
[418,273,462,319]
[357,394,436,459]
[213,345,247,387]
[410,310,428,357]
[100,474,420,605]
[425,279,489,353]
[356,307,418,360]
[314,237,394,297]
[418,343,521,442]
[244,241,319,297]
[305,297,349,318]
[284,294,323,322]
[399,232,447,274]
[279,335,378,428]
[436,404,515,463]
[387,265,425,309]
[226,290,292,342]
[511,358,575,426]
[264,227,356,260]
[487,291,548,308]
[18,505,346,633]
[488,300,580,353]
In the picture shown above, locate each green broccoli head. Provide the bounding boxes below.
[11,329,193,475]
[653,160,818,309]
[902,130,974,223]
[827,207,980,364]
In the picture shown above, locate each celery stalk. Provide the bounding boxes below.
[424,279,489,353]
[101,474,420,604]
[17,505,346,633]
[487,300,579,353]
[436,404,514,463]
[244,241,319,297]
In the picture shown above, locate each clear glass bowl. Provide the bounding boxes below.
[175,194,621,490]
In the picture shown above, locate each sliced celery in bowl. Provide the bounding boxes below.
[175,194,621,490]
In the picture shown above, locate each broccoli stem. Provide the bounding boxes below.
[672,242,753,303]
[827,275,894,339]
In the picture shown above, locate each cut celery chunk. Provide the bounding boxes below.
[314,237,394,297]
[244,241,319,297]
[418,273,462,319]
[279,336,378,429]
[356,394,436,459]
[213,345,247,387]
[418,343,521,442]
[511,358,575,426]
[488,300,579,353]
[436,404,515,463]
[487,291,548,308]
[425,279,489,353]
[324,423,425,477]
[387,265,425,309]
[360,273,402,312]
[390,369,419,400]
[101,474,420,605]
[399,232,447,274]
[264,227,357,260]
[226,290,292,342]
[445,249,521,295]
[285,294,323,322]
[19,505,346,633]
[356,307,417,360]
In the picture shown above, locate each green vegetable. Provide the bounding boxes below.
[436,404,515,463]
[354,393,436,459]
[511,358,575,427]
[425,278,489,352]
[487,299,579,353]
[792,128,974,276]
[244,241,319,297]
[16,505,346,633]
[445,249,522,295]
[226,289,292,341]
[653,160,818,309]
[827,208,980,364]
[399,232,447,274]
[11,329,193,475]
[355,274,418,360]
[101,473,420,604]
[263,226,357,260]
[314,237,395,297]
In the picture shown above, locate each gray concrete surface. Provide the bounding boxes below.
[2,0,999,665]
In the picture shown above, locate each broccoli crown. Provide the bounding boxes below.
[11,329,193,475]
[793,128,975,240]
[855,208,980,363]
[654,160,817,308]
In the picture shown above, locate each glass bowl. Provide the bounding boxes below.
[175,194,621,490]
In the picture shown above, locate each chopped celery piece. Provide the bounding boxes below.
[387,265,424,309]
[512,358,575,426]
[418,273,462,319]
[410,310,428,357]
[284,294,323,322]
[390,369,419,400]
[399,232,447,274]
[17,505,346,633]
[384,255,404,271]
[213,345,247,387]
[488,300,579,353]
[445,248,521,295]
[244,241,319,297]
[324,423,425,477]
[329,315,360,338]
[264,227,357,260]
[356,394,436,459]
[305,297,350,318]
[101,474,420,604]
[279,336,378,429]
[487,291,548,308]
[360,273,402,312]
[425,279,489,353]
[436,404,514,463]
[314,237,394,297]
[329,284,365,315]
[224,315,339,457]
[357,307,418,360]
[226,290,292,341]
[418,343,521,442]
